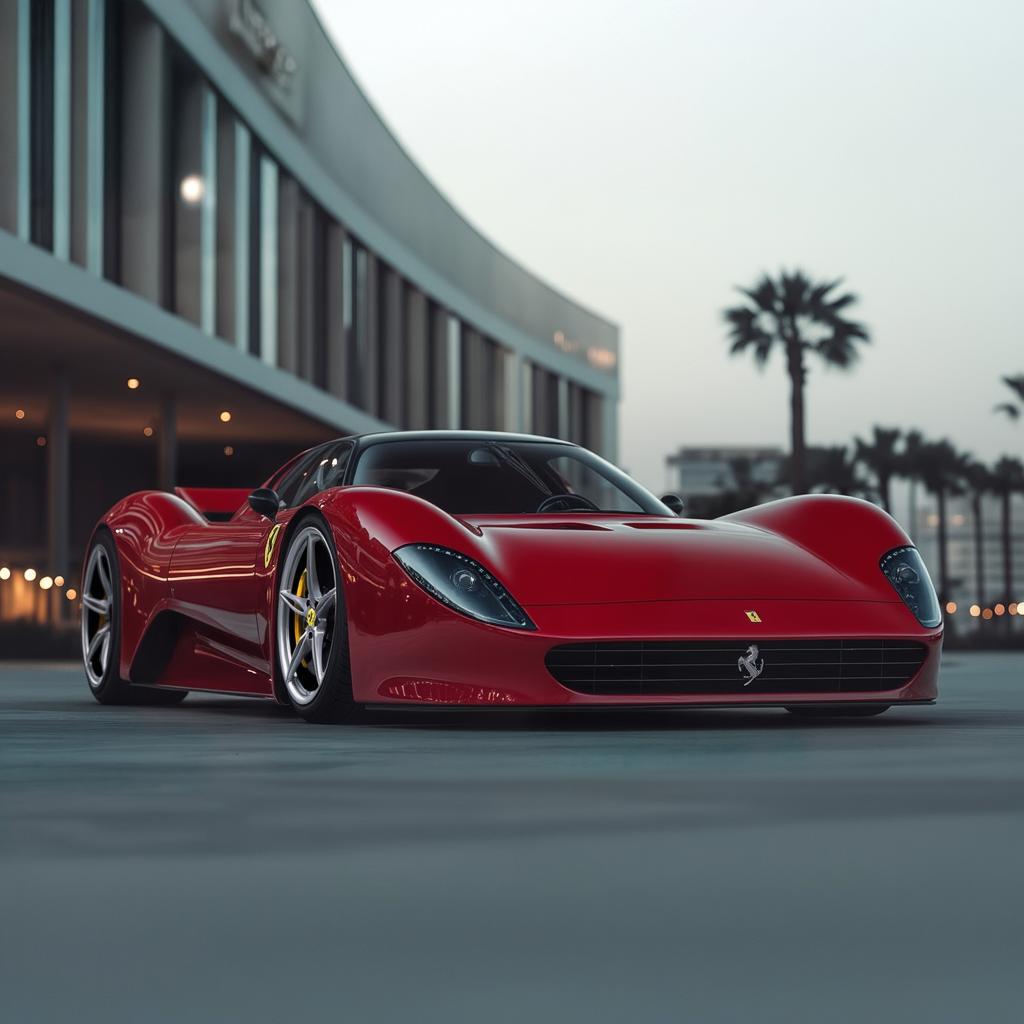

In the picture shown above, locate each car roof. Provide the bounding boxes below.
[351,430,577,449]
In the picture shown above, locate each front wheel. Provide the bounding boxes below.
[785,705,890,718]
[276,516,360,723]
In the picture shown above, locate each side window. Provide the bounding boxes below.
[288,442,352,507]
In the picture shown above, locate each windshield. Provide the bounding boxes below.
[350,439,669,516]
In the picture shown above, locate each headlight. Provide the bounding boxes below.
[393,544,535,630]
[880,546,942,628]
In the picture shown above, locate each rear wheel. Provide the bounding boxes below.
[276,516,359,723]
[81,531,188,706]
[785,705,890,718]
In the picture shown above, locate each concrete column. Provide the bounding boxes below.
[601,393,619,463]
[47,373,71,586]
[379,267,404,425]
[360,250,379,415]
[120,5,168,305]
[503,351,520,432]
[520,358,533,436]
[324,223,347,399]
[556,376,570,440]
[428,304,448,428]
[446,315,462,428]
[0,1,30,237]
[460,328,484,429]
[158,394,177,491]
[52,0,71,260]
[85,0,105,275]
[276,174,300,374]
[259,155,278,367]
[405,287,429,429]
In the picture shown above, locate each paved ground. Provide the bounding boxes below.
[2,655,1023,1023]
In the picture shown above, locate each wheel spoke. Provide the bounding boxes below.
[316,588,336,617]
[311,629,326,685]
[82,594,110,615]
[306,534,321,600]
[285,632,311,683]
[279,590,307,617]
[99,630,111,673]
[95,554,112,599]
[87,624,109,663]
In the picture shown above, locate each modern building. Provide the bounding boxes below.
[0,0,620,642]
[665,446,786,511]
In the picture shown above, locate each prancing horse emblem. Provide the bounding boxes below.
[738,644,764,686]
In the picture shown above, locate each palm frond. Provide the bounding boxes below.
[994,402,1021,420]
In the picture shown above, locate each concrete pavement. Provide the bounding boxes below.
[2,654,1023,1022]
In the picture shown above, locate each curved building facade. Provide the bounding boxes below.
[0,0,619,643]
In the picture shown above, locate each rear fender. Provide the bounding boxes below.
[93,491,202,677]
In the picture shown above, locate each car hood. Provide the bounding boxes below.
[457,515,896,607]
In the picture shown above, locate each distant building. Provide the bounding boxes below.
[665,446,786,502]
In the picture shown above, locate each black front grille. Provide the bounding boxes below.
[545,639,928,696]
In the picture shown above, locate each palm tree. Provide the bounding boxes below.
[914,440,968,608]
[805,445,866,496]
[723,270,870,494]
[854,426,902,512]
[991,457,1024,606]
[900,429,926,538]
[994,376,1024,420]
[962,460,995,608]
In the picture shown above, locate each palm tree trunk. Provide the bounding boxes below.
[973,492,986,605]
[787,344,806,495]
[908,478,918,539]
[880,474,891,514]
[1002,490,1014,605]
[937,488,949,608]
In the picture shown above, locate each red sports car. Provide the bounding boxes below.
[80,431,942,722]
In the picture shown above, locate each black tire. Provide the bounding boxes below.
[785,704,890,719]
[82,530,188,707]
[276,513,360,724]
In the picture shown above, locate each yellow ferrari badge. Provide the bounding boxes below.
[745,610,762,623]
[264,524,282,569]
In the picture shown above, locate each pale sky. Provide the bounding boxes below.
[312,0,1023,491]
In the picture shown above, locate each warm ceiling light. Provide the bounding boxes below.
[969,604,981,617]
[945,601,957,615]
[15,408,25,419]
[1010,603,1018,616]
[994,603,1006,616]
[39,576,53,590]
[180,174,206,204]
[24,568,37,582]
[982,608,994,620]
[66,588,77,601]
[143,426,154,437]
[224,445,234,456]
[36,436,46,447]
[219,410,232,423]
[127,377,140,390]
[0,567,10,580]
[54,575,64,587]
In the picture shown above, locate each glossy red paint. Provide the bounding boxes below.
[174,487,250,519]
[87,442,942,712]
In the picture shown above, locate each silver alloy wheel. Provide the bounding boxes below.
[276,524,338,706]
[81,545,114,689]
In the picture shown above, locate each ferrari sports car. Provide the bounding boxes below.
[81,430,942,722]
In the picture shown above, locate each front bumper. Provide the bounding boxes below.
[348,592,942,707]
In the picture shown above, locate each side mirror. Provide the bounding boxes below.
[660,493,685,517]
[248,487,282,520]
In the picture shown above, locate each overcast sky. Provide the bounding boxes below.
[312,0,1022,491]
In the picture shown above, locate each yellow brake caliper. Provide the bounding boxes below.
[293,570,310,669]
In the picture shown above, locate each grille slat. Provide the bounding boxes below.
[545,639,928,696]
